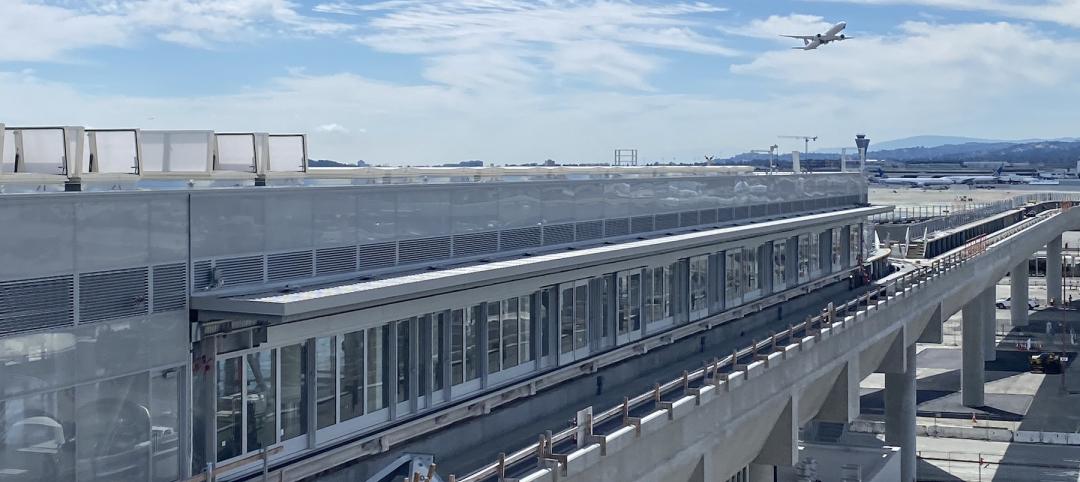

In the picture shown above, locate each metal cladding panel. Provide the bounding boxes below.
[540,183,576,224]
[452,186,498,233]
[396,188,450,238]
[266,192,314,252]
[149,196,189,263]
[0,197,75,281]
[152,263,187,312]
[190,193,266,258]
[356,190,396,243]
[76,198,150,272]
[312,192,358,247]
[78,268,149,323]
[0,275,74,336]
[497,185,541,229]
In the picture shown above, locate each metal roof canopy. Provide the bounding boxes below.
[192,205,891,323]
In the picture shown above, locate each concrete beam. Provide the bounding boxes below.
[916,303,943,344]
[1011,260,1030,327]
[962,295,985,407]
[814,357,860,424]
[1048,235,1063,306]
[749,464,774,482]
[753,396,797,467]
[884,343,917,482]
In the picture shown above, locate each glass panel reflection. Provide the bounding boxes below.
[245,351,276,451]
[216,358,242,461]
[339,331,364,422]
[315,337,336,429]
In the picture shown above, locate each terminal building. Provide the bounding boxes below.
[0,125,880,481]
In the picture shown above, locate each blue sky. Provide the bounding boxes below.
[2,0,1079,164]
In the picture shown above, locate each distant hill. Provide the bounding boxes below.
[818,135,1080,154]
[308,159,368,167]
[721,140,1080,168]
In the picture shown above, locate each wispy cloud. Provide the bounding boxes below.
[820,0,1080,28]
[720,14,835,40]
[315,0,735,90]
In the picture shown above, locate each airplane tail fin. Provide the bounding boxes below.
[803,38,810,46]
[876,167,885,178]
[995,164,1004,176]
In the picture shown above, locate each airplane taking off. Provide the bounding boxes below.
[783,22,850,50]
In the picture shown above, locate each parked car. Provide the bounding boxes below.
[995,297,1039,309]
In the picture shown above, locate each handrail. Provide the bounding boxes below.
[453,205,1062,482]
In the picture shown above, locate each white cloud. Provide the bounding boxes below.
[317,123,350,134]
[317,0,735,90]
[0,0,352,60]
[721,14,835,40]
[822,0,1080,28]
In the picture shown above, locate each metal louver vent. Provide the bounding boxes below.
[499,226,541,251]
[0,275,74,336]
[359,242,397,271]
[152,263,187,313]
[398,236,451,264]
[193,260,212,290]
[630,215,653,234]
[542,223,574,246]
[699,209,718,225]
[268,251,313,281]
[79,268,149,323]
[216,255,266,287]
[316,246,358,275]
[604,218,629,237]
[575,220,603,241]
[655,213,679,231]
[679,211,699,228]
[452,232,498,257]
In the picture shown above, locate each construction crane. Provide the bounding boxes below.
[749,144,780,171]
[779,135,818,154]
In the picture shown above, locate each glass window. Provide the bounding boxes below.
[560,284,574,354]
[850,224,861,266]
[809,231,821,277]
[798,234,810,283]
[315,336,336,429]
[366,326,389,411]
[773,240,786,290]
[540,288,553,357]
[76,373,150,481]
[832,229,843,270]
[502,297,520,369]
[279,343,307,440]
[650,267,666,323]
[0,388,76,481]
[487,303,501,374]
[519,295,532,364]
[216,357,243,461]
[397,320,411,403]
[340,331,364,421]
[725,250,742,306]
[574,282,588,349]
[432,312,446,392]
[451,309,464,385]
[600,277,612,338]
[465,305,482,382]
[745,246,759,296]
[245,350,276,451]
[665,263,676,318]
[151,370,181,482]
[690,255,708,314]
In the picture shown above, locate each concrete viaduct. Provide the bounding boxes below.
[494,204,1079,482]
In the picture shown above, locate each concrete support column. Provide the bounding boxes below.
[962,296,985,407]
[1011,260,1030,327]
[748,464,774,482]
[885,343,917,482]
[1048,236,1063,306]
[982,287,997,362]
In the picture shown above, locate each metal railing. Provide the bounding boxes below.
[870,193,1078,241]
[452,205,1062,482]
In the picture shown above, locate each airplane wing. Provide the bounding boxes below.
[780,35,816,40]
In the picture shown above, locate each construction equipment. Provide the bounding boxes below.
[1030,352,1064,374]
[749,144,780,171]
[779,135,819,154]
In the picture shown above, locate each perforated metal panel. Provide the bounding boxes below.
[630,215,654,234]
[452,232,498,257]
[0,275,74,336]
[541,223,574,246]
[604,218,629,237]
[216,256,266,287]
[499,226,541,251]
[79,268,149,323]
[398,236,451,264]
[575,220,603,241]
[358,242,396,270]
[152,263,187,312]
[751,204,767,218]
[699,209,718,225]
[679,211,699,228]
[655,213,679,231]
[268,251,314,281]
[316,246,358,275]
[192,260,212,290]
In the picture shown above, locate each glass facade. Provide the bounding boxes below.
[773,239,786,290]
[689,255,709,316]
[832,228,844,271]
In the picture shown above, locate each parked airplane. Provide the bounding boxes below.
[871,168,955,188]
[944,165,1004,185]
[783,22,850,50]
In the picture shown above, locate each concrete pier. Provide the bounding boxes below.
[885,343,917,482]
[962,296,985,407]
[982,287,997,362]
[1011,261,1030,326]
[1048,236,1063,306]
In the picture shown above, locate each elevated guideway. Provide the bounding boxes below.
[449,200,1080,482]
